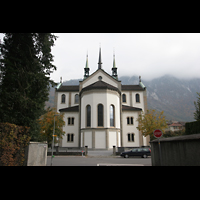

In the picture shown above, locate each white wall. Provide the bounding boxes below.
[81,91,120,129]
[121,91,145,111]
[84,131,92,148]
[61,112,79,147]
[57,92,69,111]
[95,131,106,149]
[122,111,140,147]
[108,131,117,149]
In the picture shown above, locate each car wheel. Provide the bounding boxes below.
[142,154,147,158]
[124,154,129,158]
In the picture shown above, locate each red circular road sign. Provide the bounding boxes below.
[153,129,163,138]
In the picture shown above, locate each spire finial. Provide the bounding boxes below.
[112,49,118,79]
[113,48,116,68]
[98,45,102,69]
[84,52,90,79]
[60,76,62,83]
[85,51,89,68]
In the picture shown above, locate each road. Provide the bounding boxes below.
[46,156,151,166]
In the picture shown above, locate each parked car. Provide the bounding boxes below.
[120,147,151,158]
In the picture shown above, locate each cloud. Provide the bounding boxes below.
[1,33,200,81]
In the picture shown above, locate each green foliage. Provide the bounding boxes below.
[194,92,200,121]
[136,109,168,141]
[163,129,185,138]
[0,122,30,166]
[38,107,65,146]
[0,33,58,140]
[185,121,200,135]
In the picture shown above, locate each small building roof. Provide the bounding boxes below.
[57,85,79,92]
[169,123,183,127]
[122,105,142,111]
[59,105,79,112]
[80,80,120,94]
[121,85,145,91]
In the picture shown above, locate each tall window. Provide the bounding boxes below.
[98,104,103,127]
[136,93,140,102]
[75,94,79,104]
[86,105,91,127]
[61,94,66,103]
[67,134,74,142]
[127,117,134,125]
[110,105,115,127]
[122,94,126,102]
[128,133,134,142]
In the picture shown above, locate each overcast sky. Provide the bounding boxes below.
[1,33,200,82]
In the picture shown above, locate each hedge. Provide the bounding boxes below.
[185,121,200,135]
[0,123,31,166]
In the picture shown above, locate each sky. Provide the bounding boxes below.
[1,33,200,82]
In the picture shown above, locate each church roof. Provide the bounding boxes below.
[80,80,120,94]
[59,105,79,112]
[57,85,79,92]
[122,105,142,111]
[122,85,145,91]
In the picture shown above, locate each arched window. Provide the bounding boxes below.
[110,105,115,127]
[136,93,140,103]
[122,94,126,103]
[86,105,91,127]
[61,94,66,103]
[98,104,103,127]
[75,94,79,104]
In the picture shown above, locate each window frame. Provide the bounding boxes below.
[86,105,91,127]
[61,94,66,104]
[136,93,140,103]
[122,94,126,103]
[110,104,115,127]
[97,104,104,127]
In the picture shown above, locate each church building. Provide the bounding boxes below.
[55,48,150,149]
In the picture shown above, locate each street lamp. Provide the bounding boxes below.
[51,114,59,166]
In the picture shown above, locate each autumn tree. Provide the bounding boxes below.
[38,108,65,146]
[194,92,200,121]
[136,109,168,141]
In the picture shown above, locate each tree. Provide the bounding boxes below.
[136,109,168,141]
[0,33,58,140]
[38,108,65,146]
[194,92,200,121]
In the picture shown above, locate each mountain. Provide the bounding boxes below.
[120,75,200,122]
[46,75,200,122]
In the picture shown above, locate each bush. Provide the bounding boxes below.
[0,123,31,166]
[185,121,200,135]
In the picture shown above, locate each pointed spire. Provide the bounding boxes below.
[84,52,90,79]
[98,45,102,69]
[85,51,89,68]
[112,49,118,80]
[113,49,116,68]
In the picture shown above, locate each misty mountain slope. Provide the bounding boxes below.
[47,75,200,122]
[120,75,199,121]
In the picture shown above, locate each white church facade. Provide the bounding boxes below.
[55,48,150,149]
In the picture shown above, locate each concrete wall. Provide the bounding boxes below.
[27,142,47,166]
[150,134,200,166]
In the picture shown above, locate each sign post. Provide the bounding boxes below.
[153,129,163,166]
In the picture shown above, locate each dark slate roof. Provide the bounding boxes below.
[122,105,142,111]
[59,105,79,112]
[122,85,144,91]
[57,85,79,92]
[80,80,120,94]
